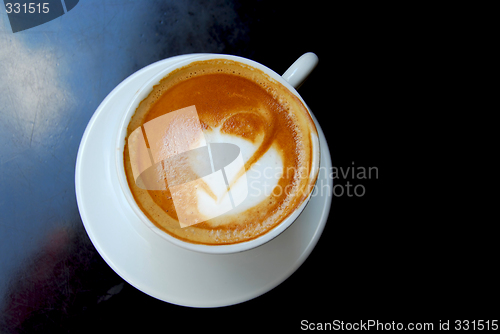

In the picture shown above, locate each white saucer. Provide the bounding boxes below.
[75,54,332,308]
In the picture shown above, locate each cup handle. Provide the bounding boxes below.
[282,52,319,89]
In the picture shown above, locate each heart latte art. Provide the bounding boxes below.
[124,59,318,245]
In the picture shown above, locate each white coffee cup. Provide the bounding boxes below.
[115,53,320,254]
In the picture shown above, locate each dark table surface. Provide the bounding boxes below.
[1,1,496,333]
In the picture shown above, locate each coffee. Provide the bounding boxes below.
[124,59,318,245]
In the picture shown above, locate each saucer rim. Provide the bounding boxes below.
[75,54,333,307]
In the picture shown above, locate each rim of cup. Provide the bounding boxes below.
[115,53,320,254]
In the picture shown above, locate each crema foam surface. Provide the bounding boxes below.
[124,59,318,245]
